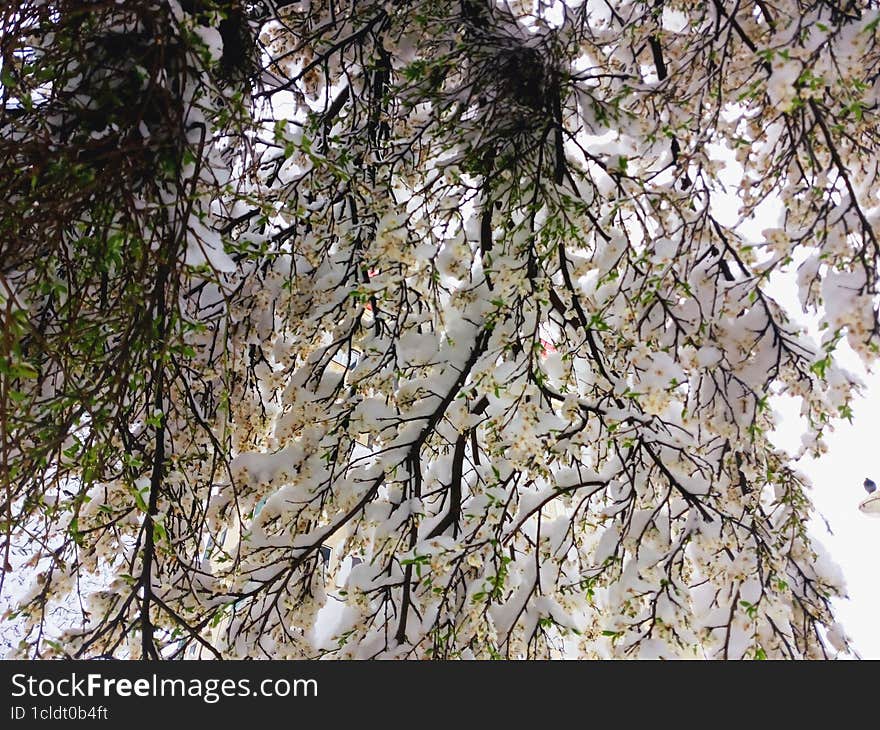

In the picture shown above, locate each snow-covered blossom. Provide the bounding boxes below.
[2,0,873,661]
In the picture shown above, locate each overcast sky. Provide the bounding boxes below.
[773,369,880,659]
[706,143,879,658]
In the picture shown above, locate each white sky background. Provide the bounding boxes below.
[796,373,880,659]
[770,331,880,660]
[709,148,880,659]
